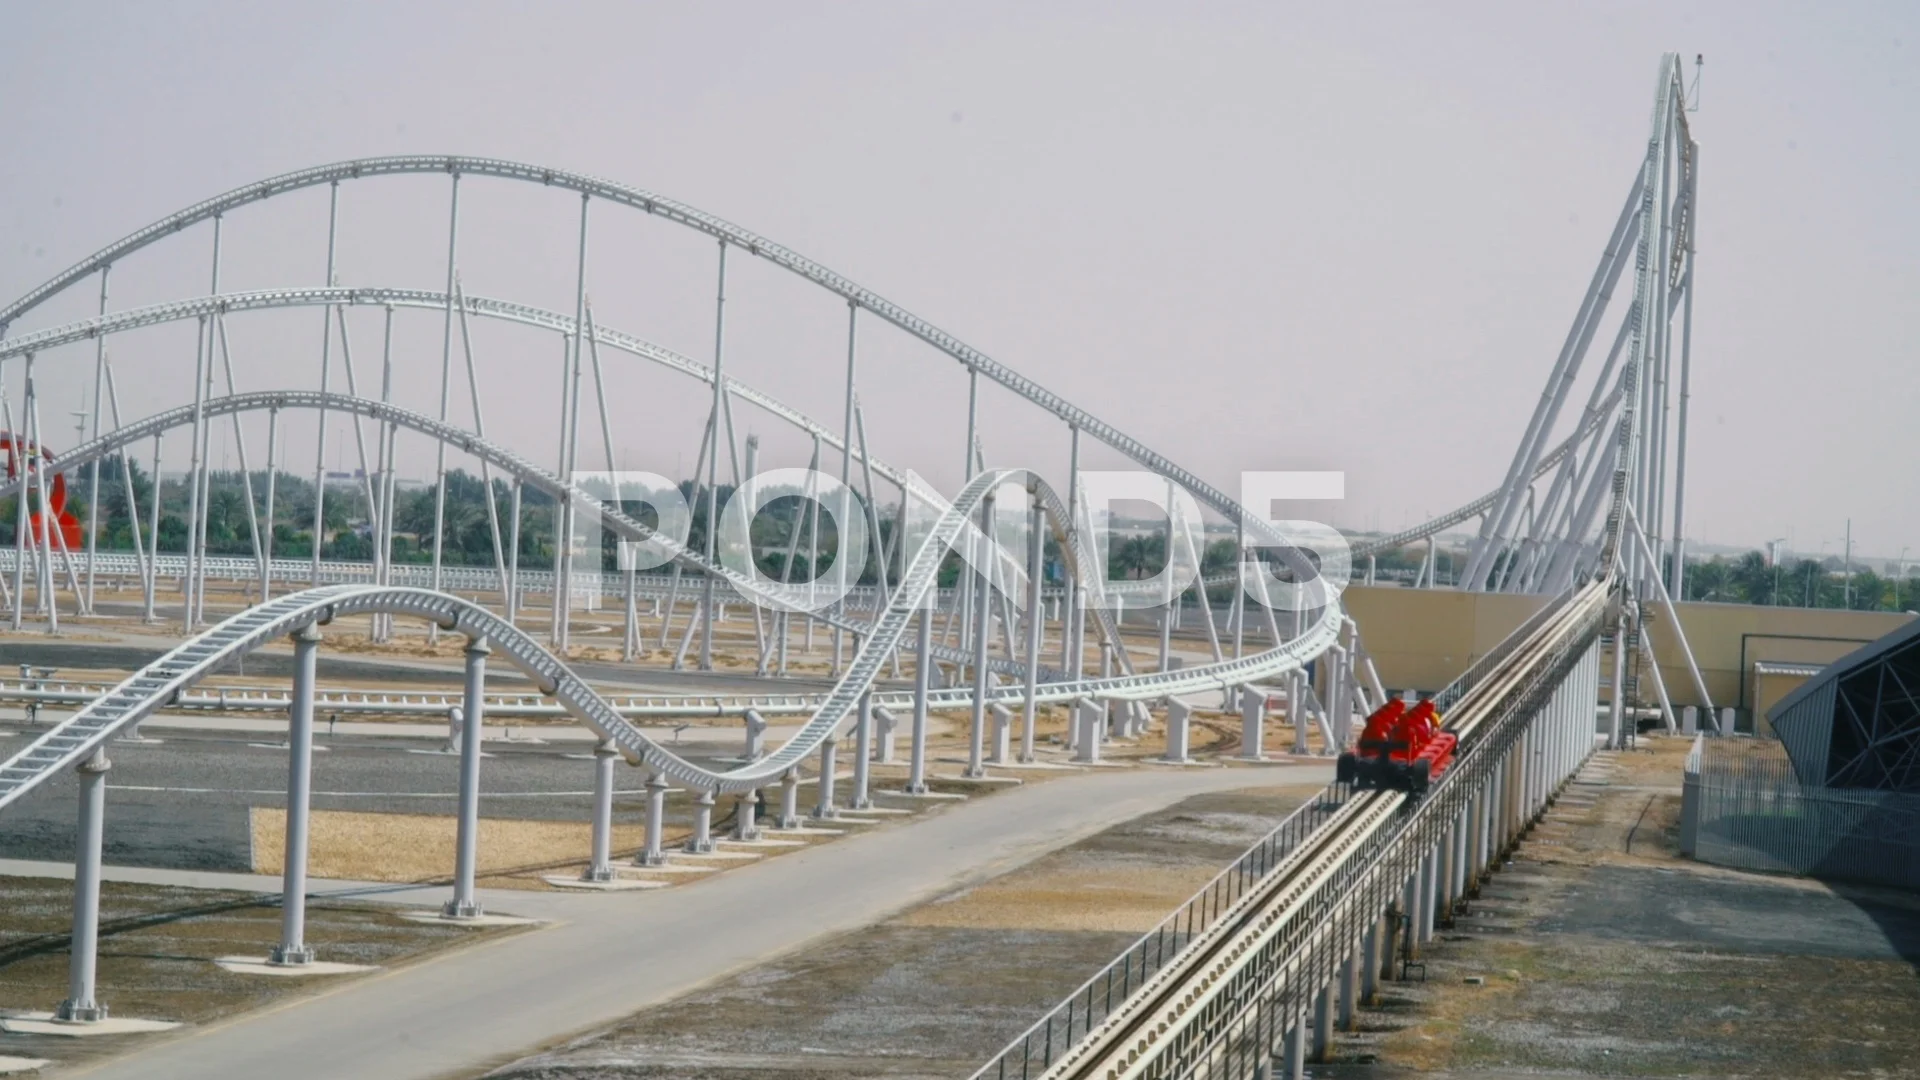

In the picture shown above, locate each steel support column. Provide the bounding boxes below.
[271,623,321,964]
[813,736,840,819]
[686,787,715,853]
[907,607,931,793]
[1285,1009,1307,1079]
[1312,981,1332,1061]
[734,786,761,841]
[444,637,488,918]
[1339,948,1359,1031]
[777,768,801,829]
[965,495,994,778]
[850,690,874,810]
[586,739,617,881]
[55,751,110,1022]
[1417,849,1437,943]
[1365,918,1385,1003]
[1020,495,1043,762]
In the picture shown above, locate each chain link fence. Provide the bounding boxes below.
[1683,735,1920,889]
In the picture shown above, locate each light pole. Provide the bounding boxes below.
[1808,540,1830,608]
[1767,538,1787,607]
[1896,547,1910,612]
[1843,519,1853,610]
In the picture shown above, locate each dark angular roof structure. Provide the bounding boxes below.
[1770,618,1920,792]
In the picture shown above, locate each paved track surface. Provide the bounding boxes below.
[0,726,763,870]
[61,762,1328,1080]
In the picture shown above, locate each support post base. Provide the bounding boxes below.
[52,1001,106,1023]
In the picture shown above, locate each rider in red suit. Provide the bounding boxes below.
[1390,700,1437,759]
[1359,699,1405,748]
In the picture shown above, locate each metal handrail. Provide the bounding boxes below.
[969,781,1357,1080]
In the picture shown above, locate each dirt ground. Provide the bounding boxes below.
[0,876,521,1073]
[251,806,673,887]
[244,758,1093,893]
[487,784,1323,1079]
[1328,736,1920,1078]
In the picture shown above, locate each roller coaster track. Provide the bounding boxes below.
[0,465,1342,808]
[0,55,1711,1078]
[2,152,1610,586]
[975,579,1609,1079]
[0,158,1326,579]
[0,387,1077,680]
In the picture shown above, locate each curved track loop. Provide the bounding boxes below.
[0,156,1331,578]
[1,287,916,496]
[0,388,1015,670]
[0,286,1163,604]
[0,467,1341,808]
[0,387,1162,683]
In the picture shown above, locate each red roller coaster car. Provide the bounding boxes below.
[1335,697,1457,795]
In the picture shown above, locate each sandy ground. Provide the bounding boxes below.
[1327,735,1920,1078]
[246,754,1095,892]
[251,806,672,887]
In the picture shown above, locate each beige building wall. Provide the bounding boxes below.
[1341,586,1550,694]
[1342,584,1916,714]
[1650,602,1914,712]
[1750,667,1818,737]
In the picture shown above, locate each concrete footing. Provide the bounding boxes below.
[213,956,378,977]
[538,875,667,891]
[1072,700,1104,764]
[622,861,721,874]
[668,848,762,862]
[1162,699,1193,764]
[398,911,542,928]
[0,1013,180,1037]
[927,768,1023,785]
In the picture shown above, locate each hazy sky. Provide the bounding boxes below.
[2,2,1915,561]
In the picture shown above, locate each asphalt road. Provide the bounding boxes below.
[66,762,1330,1080]
[0,725,752,871]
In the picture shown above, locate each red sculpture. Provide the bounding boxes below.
[1,434,84,551]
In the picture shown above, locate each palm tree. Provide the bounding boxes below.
[1686,557,1729,602]
[1728,551,1773,605]
[206,487,251,548]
